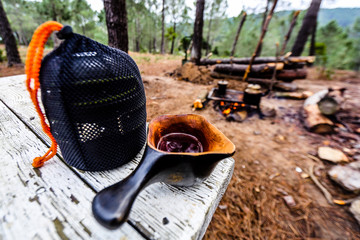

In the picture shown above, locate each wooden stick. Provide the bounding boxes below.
[308,164,334,205]
[280,10,300,56]
[242,0,278,81]
[269,42,279,95]
[230,11,247,58]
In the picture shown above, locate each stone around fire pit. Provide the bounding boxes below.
[328,161,360,192]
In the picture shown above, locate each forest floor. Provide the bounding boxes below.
[1,50,360,239]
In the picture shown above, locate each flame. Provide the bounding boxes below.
[220,101,225,106]
[222,108,231,115]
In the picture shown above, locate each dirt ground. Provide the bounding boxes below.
[142,66,360,239]
[2,50,360,239]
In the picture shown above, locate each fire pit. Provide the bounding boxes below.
[207,82,268,120]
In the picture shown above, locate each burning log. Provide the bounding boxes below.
[199,56,315,66]
[214,62,284,74]
[303,89,334,133]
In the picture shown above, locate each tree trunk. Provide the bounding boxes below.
[280,10,300,56]
[160,0,165,54]
[191,0,205,65]
[153,36,157,53]
[205,6,214,56]
[0,0,21,66]
[309,20,317,56]
[291,0,322,56]
[230,12,247,57]
[104,0,128,53]
[255,0,270,57]
[135,18,140,52]
[170,22,176,54]
[50,0,61,48]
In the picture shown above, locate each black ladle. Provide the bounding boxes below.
[92,114,236,229]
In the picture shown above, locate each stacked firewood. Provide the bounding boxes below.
[200,56,315,82]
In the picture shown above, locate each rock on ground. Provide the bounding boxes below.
[350,199,360,225]
[328,161,360,192]
[318,146,349,163]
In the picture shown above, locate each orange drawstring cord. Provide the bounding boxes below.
[25,21,63,168]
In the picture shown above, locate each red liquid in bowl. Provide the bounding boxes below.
[157,133,203,153]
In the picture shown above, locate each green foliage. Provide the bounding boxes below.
[0,49,5,62]
[165,26,177,41]
[2,0,359,71]
[179,36,191,60]
[317,20,356,70]
[213,46,219,55]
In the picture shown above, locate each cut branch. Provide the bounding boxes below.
[242,0,278,81]
[230,11,247,58]
[269,42,280,93]
[308,164,334,205]
[280,10,300,56]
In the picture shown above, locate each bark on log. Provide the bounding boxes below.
[303,89,334,134]
[276,69,307,81]
[317,87,345,115]
[214,63,284,74]
[199,56,315,65]
[283,62,306,69]
[213,64,306,81]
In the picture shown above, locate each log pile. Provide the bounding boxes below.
[202,56,314,83]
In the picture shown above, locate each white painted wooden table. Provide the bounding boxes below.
[0,75,235,240]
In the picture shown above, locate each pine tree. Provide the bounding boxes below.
[104,0,128,52]
[0,0,22,66]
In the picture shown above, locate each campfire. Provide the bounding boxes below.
[216,101,245,116]
[206,81,268,121]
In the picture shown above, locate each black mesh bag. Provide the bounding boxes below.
[37,26,146,171]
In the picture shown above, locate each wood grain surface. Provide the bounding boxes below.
[0,101,144,240]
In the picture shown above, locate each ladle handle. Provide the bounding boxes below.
[92,147,162,229]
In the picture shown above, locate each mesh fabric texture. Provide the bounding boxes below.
[39,32,147,171]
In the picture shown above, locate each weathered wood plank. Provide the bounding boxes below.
[0,75,235,240]
[0,101,144,240]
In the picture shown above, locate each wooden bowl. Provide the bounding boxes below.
[92,114,236,229]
